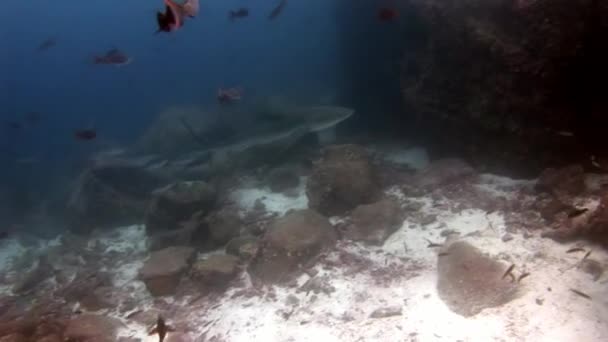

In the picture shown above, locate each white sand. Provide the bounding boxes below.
[3,165,607,341]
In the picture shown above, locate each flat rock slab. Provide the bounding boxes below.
[437,241,519,317]
[139,246,195,296]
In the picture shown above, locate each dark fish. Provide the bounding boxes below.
[438,252,450,257]
[0,231,8,240]
[569,288,591,300]
[4,121,22,130]
[93,49,132,66]
[157,0,199,32]
[74,129,97,141]
[502,264,515,280]
[566,247,586,254]
[217,87,243,105]
[426,239,442,248]
[268,0,287,20]
[149,315,175,342]
[37,38,56,52]
[229,8,249,21]
[582,250,592,261]
[517,272,530,283]
[567,207,588,218]
[377,7,399,22]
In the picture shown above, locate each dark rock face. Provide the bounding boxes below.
[402,0,608,176]
[190,254,240,288]
[204,206,242,247]
[66,164,167,233]
[343,199,403,245]
[437,241,519,317]
[248,209,337,284]
[536,164,585,197]
[139,246,195,296]
[306,144,379,216]
[64,314,125,342]
[266,166,301,192]
[145,181,217,233]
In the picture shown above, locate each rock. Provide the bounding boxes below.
[190,254,240,288]
[225,236,259,260]
[205,206,242,247]
[296,275,335,295]
[306,144,379,216]
[399,0,608,176]
[145,181,217,233]
[139,246,195,296]
[64,314,125,342]
[369,306,402,319]
[541,194,605,243]
[12,256,53,294]
[66,163,167,233]
[537,165,585,197]
[342,199,403,245]
[248,209,338,283]
[579,259,604,282]
[405,158,475,193]
[266,166,301,192]
[35,335,62,342]
[437,241,519,317]
[57,270,112,308]
[0,334,27,342]
[148,225,198,251]
[79,286,120,311]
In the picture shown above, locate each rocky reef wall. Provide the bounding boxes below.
[401,0,608,176]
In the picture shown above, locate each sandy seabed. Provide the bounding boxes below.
[1,146,607,342]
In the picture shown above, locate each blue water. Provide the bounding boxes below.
[0,0,406,225]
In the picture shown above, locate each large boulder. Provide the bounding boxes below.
[437,241,519,317]
[66,163,167,233]
[404,158,476,194]
[139,246,195,296]
[536,164,586,197]
[342,199,403,245]
[145,181,217,234]
[306,144,379,216]
[248,209,337,284]
[190,254,240,289]
[64,314,125,342]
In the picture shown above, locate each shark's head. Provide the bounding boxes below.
[303,106,354,145]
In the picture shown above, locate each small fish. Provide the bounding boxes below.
[93,49,132,66]
[229,8,249,21]
[37,38,56,52]
[74,129,97,141]
[556,131,574,137]
[566,247,586,254]
[0,231,8,240]
[569,288,591,300]
[157,0,199,32]
[438,252,450,257]
[517,272,530,283]
[502,264,515,280]
[567,207,588,218]
[217,87,243,105]
[425,239,442,248]
[149,315,175,342]
[268,0,287,20]
[582,250,592,261]
[377,7,399,21]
